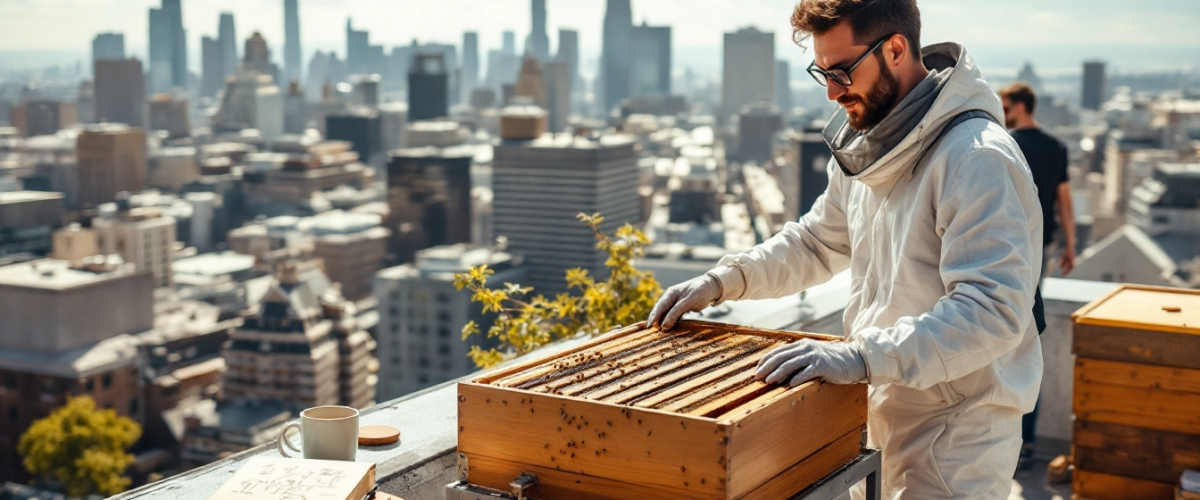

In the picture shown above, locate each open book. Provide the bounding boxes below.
[208,456,375,500]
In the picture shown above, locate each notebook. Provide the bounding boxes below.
[208,456,375,500]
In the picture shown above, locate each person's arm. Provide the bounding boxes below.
[1056,181,1076,275]
[708,159,852,301]
[853,149,1041,390]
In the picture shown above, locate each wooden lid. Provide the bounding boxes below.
[1073,284,1200,334]
[358,425,400,446]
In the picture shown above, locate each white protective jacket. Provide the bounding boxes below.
[710,43,1044,499]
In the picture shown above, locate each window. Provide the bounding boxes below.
[436,293,450,304]
[437,344,451,355]
[42,378,55,396]
[437,311,451,323]
[102,374,112,389]
[1101,273,1114,282]
[438,328,450,338]
[8,405,15,422]
[4,373,17,389]
[129,398,139,414]
[85,378,94,392]
[418,357,430,368]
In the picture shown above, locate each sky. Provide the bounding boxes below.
[0,0,1198,76]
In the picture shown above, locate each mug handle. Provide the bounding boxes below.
[277,421,302,458]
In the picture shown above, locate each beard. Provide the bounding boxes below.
[839,55,900,131]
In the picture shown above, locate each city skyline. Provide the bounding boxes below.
[1,0,1198,78]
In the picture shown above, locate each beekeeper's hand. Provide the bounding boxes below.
[755,338,867,386]
[646,274,722,330]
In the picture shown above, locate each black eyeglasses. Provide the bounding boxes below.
[807,34,896,88]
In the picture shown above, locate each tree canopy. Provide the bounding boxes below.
[18,395,141,498]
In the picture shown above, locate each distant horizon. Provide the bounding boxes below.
[0,0,1197,80]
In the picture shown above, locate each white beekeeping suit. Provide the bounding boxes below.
[708,42,1044,499]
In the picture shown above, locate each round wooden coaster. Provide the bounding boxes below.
[358,425,401,446]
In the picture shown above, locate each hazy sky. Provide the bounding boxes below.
[1,0,1198,74]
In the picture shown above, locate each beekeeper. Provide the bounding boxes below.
[647,1,1044,498]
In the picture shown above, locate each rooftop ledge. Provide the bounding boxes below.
[109,274,1117,500]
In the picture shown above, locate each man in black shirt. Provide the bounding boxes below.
[1001,82,1076,471]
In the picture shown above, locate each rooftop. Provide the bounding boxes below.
[0,258,139,291]
[0,333,140,378]
[0,190,64,204]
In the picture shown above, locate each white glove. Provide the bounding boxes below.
[646,274,722,330]
[754,338,867,386]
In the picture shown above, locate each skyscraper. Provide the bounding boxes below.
[630,22,671,98]
[163,0,187,89]
[93,200,178,288]
[1082,60,1106,111]
[526,0,550,62]
[219,13,238,79]
[601,0,633,111]
[721,27,775,121]
[386,147,474,263]
[557,29,581,89]
[492,111,640,295]
[283,0,302,85]
[75,124,147,209]
[147,0,187,93]
[544,61,571,133]
[346,19,370,75]
[462,32,480,101]
[486,32,520,94]
[92,33,125,67]
[148,8,172,93]
[409,54,449,121]
[93,58,145,126]
[515,56,547,109]
[775,60,792,114]
[200,36,224,98]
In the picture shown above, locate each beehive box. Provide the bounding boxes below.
[1071,285,1200,500]
[457,320,868,500]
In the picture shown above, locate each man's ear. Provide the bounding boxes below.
[886,34,907,68]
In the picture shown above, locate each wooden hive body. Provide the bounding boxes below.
[457,320,868,500]
[1070,285,1200,500]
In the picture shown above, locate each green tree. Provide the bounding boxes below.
[455,213,663,368]
[18,396,141,498]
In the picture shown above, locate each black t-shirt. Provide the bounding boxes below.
[1011,128,1069,245]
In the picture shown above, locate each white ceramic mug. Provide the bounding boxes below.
[277,405,360,461]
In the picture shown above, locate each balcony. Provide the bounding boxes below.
[110,273,1116,500]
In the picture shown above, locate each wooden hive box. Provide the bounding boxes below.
[1071,285,1200,500]
[457,320,868,500]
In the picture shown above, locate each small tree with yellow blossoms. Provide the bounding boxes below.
[454,213,662,368]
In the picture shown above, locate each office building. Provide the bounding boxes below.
[409,53,449,121]
[75,124,146,209]
[94,59,145,126]
[283,0,302,85]
[379,102,408,153]
[486,32,520,95]
[557,29,581,89]
[515,57,548,109]
[221,261,376,410]
[8,100,77,137]
[93,200,178,288]
[374,244,526,399]
[544,61,572,133]
[284,80,308,134]
[148,0,187,93]
[775,60,792,115]
[781,127,832,221]
[92,32,125,66]
[345,19,375,75]
[0,191,64,257]
[526,0,550,62]
[492,109,640,294]
[0,257,154,482]
[148,94,190,139]
[52,223,100,261]
[1082,60,1106,111]
[147,146,199,192]
[219,13,238,79]
[307,212,390,300]
[77,80,95,123]
[630,23,671,98]
[386,146,473,263]
[722,27,775,121]
[326,111,382,168]
[243,31,278,80]
[214,33,283,135]
[735,101,783,162]
[462,32,480,102]
[200,36,224,98]
[601,0,633,111]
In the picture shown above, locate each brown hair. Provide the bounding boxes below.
[790,0,922,60]
[999,82,1037,114]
